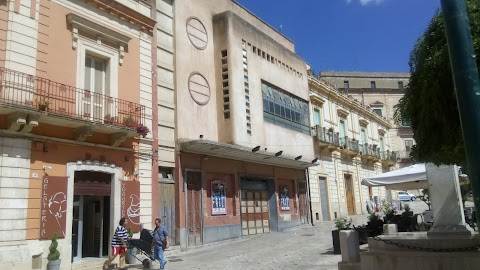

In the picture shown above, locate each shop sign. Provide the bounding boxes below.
[280,186,290,211]
[121,181,140,232]
[212,180,226,215]
[40,176,68,239]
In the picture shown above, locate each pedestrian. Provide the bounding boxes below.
[104,217,128,270]
[152,218,169,269]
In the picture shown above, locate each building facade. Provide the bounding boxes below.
[307,76,395,223]
[320,71,414,167]
[0,0,157,269]
[172,0,315,249]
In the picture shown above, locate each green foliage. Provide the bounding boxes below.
[334,217,353,230]
[47,233,60,261]
[381,200,395,216]
[127,227,133,238]
[394,1,480,167]
[403,203,411,213]
[368,212,381,222]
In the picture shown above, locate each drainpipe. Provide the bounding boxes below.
[440,0,480,223]
[305,168,314,226]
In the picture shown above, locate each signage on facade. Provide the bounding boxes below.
[211,180,226,215]
[280,186,290,211]
[121,181,140,232]
[40,176,68,239]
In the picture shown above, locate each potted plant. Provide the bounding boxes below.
[47,233,61,270]
[381,201,395,223]
[35,98,50,111]
[136,124,150,138]
[332,217,352,254]
[104,114,117,125]
[353,224,368,245]
[402,203,413,217]
[123,116,137,128]
[367,212,384,237]
[125,228,137,264]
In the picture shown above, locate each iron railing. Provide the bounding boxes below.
[312,126,340,147]
[380,151,398,163]
[0,67,145,129]
[361,143,381,159]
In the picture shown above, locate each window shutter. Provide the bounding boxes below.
[84,57,92,91]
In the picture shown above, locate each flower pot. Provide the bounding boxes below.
[38,104,48,111]
[126,247,137,264]
[332,229,341,254]
[47,259,61,270]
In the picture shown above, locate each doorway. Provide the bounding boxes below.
[344,174,355,215]
[72,171,112,262]
[185,170,203,246]
[319,176,330,221]
[298,180,309,224]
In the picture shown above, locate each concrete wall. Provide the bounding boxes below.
[320,72,409,89]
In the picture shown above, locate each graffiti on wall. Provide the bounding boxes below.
[40,176,68,239]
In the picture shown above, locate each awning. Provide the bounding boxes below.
[179,139,316,170]
[361,164,429,190]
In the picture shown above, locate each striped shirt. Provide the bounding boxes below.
[112,226,128,247]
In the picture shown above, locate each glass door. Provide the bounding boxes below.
[72,195,84,262]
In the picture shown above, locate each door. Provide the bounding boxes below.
[313,108,321,127]
[83,55,112,121]
[344,175,355,215]
[319,177,330,221]
[298,181,308,224]
[241,191,270,235]
[361,128,367,154]
[186,171,202,246]
[339,119,346,147]
[158,182,175,244]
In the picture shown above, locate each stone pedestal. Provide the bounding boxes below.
[426,164,471,236]
[338,231,361,270]
[383,224,398,235]
[361,232,480,270]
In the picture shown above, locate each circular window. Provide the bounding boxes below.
[186,17,208,50]
[188,72,210,105]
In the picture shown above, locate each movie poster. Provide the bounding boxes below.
[280,186,290,211]
[212,181,226,215]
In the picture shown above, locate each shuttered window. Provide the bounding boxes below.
[83,55,111,120]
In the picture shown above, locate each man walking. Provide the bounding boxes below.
[104,217,128,270]
[153,218,169,269]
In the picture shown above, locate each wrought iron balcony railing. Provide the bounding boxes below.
[0,67,144,129]
[381,150,398,163]
[312,126,340,147]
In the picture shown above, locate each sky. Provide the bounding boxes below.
[235,0,440,73]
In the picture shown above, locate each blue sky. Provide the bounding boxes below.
[235,0,440,73]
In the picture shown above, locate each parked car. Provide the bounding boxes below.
[398,191,416,201]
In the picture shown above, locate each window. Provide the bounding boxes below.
[262,81,310,134]
[313,108,321,126]
[343,80,349,88]
[84,55,110,119]
[373,108,382,117]
[401,115,411,126]
[370,81,376,89]
[405,140,414,152]
[339,119,346,147]
[398,81,404,89]
[159,167,174,180]
[379,137,385,153]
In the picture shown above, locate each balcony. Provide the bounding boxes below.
[0,68,145,146]
[381,150,398,166]
[360,143,381,162]
[397,151,413,162]
[340,136,360,157]
[311,125,340,151]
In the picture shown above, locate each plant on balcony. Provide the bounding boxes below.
[104,114,117,125]
[136,124,150,138]
[35,98,50,111]
[123,116,137,128]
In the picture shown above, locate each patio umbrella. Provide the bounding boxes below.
[361,164,428,190]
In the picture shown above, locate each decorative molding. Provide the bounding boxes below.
[19,114,40,133]
[337,107,349,118]
[6,112,27,131]
[74,126,93,142]
[359,118,369,127]
[119,45,125,65]
[110,132,128,147]
[67,13,132,57]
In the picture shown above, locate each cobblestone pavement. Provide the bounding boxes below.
[126,215,371,270]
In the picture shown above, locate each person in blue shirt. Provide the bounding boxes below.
[152,218,169,269]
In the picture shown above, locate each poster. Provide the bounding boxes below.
[280,186,290,211]
[121,181,140,232]
[40,176,68,239]
[212,181,226,215]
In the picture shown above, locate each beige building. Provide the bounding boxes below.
[307,76,396,223]
[172,0,316,249]
[320,71,414,167]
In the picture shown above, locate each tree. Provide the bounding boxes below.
[394,1,480,167]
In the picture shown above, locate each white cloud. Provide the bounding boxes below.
[346,0,385,5]
[360,0,385,5]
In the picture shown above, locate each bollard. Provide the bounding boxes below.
[339,230,360,263]
[383,224,398,235]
